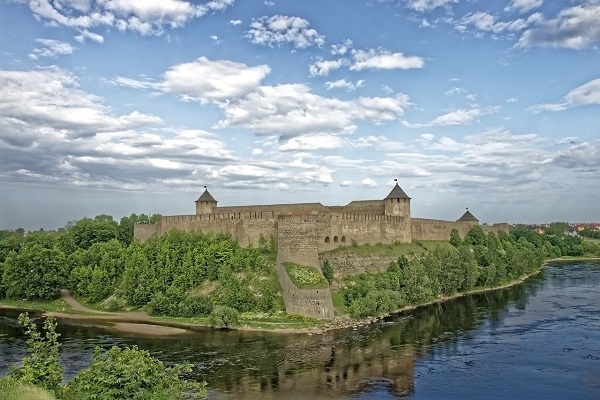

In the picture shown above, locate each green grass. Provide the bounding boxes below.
[324,240,454,258]
[283,262,329,289]
[0,377,56,400]
[0,298,69,313]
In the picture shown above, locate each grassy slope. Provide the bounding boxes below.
[0,378,56,400]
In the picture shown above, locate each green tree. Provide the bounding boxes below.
[322,259,334,284]
[68,218,118,250]
[2,244,65,300]
[449,229,462,248]
[61,346,206,399]
[210,305,240,329]
[9,313,62,393]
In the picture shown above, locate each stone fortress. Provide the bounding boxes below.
[134,181,508,319]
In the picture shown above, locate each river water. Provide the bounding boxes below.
[1,261,599,399]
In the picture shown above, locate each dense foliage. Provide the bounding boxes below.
[0,217,284,319]
[6,313,205,399]
[62,346,205,400]
[337,226,550,319]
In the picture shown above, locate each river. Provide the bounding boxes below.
[1,261,599,399]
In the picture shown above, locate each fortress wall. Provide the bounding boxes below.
[482,223,509,235]
[215,203,329,215]
[159,214,277,246]
[133,223,160,242]
[411,218,476,241]
[276,215,334,319]
[316,214,411,251]
[343,200,385,214]
[277,215,320,267]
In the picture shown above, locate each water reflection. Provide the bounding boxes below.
[1,262,599,399]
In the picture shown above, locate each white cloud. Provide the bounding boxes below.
[339,180,352,187]
[308,58,348,76]
[516,5,600,49]
[279,134,347,151]
[458,11,535,34]
[217,84,410,138]
[29,39,76,59]
[331,39,353,55]
[229,19,242,25]
[325,78,364,91]
[114,57,271,103]
[445,87,467,96]
[74,29,104,43]
[528,77,600,113]
[350,48,425,70]
[504,0,543,14]
[0,68,162,139]
[360,178,378,188]
[245,15,325,48]
[23,0,234,36]
[564,78,600,106]
[404,0,457,12]
[431,108,482,125]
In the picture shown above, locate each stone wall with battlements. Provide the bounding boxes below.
[411,218,478,241]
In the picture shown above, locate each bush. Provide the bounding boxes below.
[210,305,240,329]
[61,346,206,400]
[321,260,334,284]
[9,313,62,393]
[103,296,127,312]
[178,295,213,317]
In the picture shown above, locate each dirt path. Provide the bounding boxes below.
[52,290,187,335]
[59,289,148,320]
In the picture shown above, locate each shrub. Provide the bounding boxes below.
[61,346,206,400]
[321,260,334,285]
[210,305,240,329]
[178,295,213,317]
[9,313,62,393]
[103,296,127,312]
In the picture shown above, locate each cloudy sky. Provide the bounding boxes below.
[1,0,599,230]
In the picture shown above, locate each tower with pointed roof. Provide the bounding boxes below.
[384,179,411,218]
[195,186,217,215]
[457,208,478,223]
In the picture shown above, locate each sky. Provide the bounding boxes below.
[0,0,599,230]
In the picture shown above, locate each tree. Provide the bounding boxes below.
[465,225,486,247]
[62,346,206,399]
[210,305,240,329]
[449,229,462,248]
[68,218,118,250]
[9,313,62,392]
[2,244,65,300]
[322,259,334,284]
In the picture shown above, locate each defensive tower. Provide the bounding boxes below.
[195,187,217,215]
[384,179,411,217]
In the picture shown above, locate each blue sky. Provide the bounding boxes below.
[1,0,599,230]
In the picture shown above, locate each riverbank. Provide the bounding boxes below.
[1,257,598,335]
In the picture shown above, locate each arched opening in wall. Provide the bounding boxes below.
[334,236,338,243]
[325,236,330,243]
[341,236,346,243]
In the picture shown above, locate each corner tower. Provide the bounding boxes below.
[385,179,411,217]
[457,208,479,227]
[195,187,217,215]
